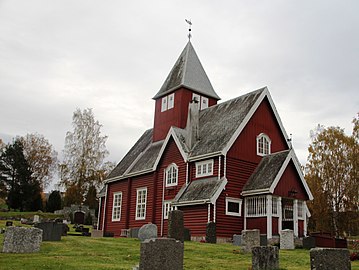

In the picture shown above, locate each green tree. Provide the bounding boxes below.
[0,139,42,211]
[46,190,62,212]
[305,114,359,236]
[59,108,114,203]
[20,133,58,191]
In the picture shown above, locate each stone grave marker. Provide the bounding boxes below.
[2,227,42,253]
[303,236,316,249]
[130,228,140,238]
[206,222,216,243]
[5,221,13,227]
[310,248,351,270]
[91,229,103,238]
[233,234,241,246]
[252,246,279,270]
[139,238,184,270]
[138,223,157,242]
[35,222,62,241]
[280,229,294,249]
[168,210,184,242]
[241,229,260,252]
[33,215,40,223]
[260,234,268,246]
[184,228,191,241]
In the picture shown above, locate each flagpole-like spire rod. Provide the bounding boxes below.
[185,19,192,40]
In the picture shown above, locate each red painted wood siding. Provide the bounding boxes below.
[272,217,279,235]
[273,161,309,200]
[153,88,218,141]
[179,204,208,236]
[298,220,304,237]
[104,179,129,236]
[247,217,267,234]
[227,97,288,162]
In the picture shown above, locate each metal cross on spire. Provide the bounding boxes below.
[185,19,192,40]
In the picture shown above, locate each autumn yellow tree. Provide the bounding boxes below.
[306,114,359,236]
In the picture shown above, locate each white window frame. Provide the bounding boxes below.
[245,196,268,217]
[200,96,209,110]
[163,201,172,220]
[297,200,304,220]
[168,93,175,110]
[195,159,214,178]
[256,133,271,156]
[165,163,178,187]
[161,96,168,112]
[226,197,242,217]
[272,196,279,216]
[135,187,147,220]
[192,93,200,103]
[112,192,122,221]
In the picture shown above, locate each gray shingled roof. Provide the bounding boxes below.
[153,41,220,100]
[242,150,290,192]
[173,177,226,204]
[190,88,265,157]
[107,129,153,179]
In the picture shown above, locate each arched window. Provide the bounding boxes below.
[165,163,178,187]
[256,133,271,156]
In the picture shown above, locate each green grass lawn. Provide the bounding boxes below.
[0,221,358,269]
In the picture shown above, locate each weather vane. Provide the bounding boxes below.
[185,19,192,40]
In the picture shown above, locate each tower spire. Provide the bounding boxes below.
[185,19,192,40]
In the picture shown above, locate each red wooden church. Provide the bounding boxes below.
[98,41,313,242]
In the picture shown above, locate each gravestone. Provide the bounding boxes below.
[206,222,216,244]
[35,222,62,241]
[280,229,294,249]
[184,228,191,241]
[241,229,260,252]
[260,234,268,246]
[61,223,69,236]
[5,221,13,227]
[2,227,42,253]
[33,215,40,223]
[139,238,184,270]
[168,210,184,242]
[130,228,140,238]
[74,211,85,224]
[91,229,103,238]
[303,236,316,249]
[233,234,241,246]
[252,246,279,270]
[138,223,157,242]
[310,248,351,270]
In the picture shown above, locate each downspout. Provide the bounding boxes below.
[160,169,165,236]
[218,156,221,180]
[101,184,108,232]
[207,203,211,223]
[186,162,189,185]
[224,154,227,179]
[213,202,216,223]
[97,197,101,230]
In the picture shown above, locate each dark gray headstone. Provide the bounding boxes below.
[138,224,157,242]
[252,246,279,270]
[2,227,42,253]
[139,238,183,270]
[168,210,184,242]
[130,228,140,238]
[206,222,216,244]
[310,248,351,270]
[35,222,62,241]
[61,223,69,236]
[184,228,191,241]
[303,236,316,249]
[5,221,13,227]
[260,234,268,246]
[233,234,241,246]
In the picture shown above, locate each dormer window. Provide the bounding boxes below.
[161,93,175,112]
[192,93,209,110]
[196,159,214,177]
[165,163,178,187]
[257,133,271,156]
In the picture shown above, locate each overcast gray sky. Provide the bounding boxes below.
[1,0,358,190]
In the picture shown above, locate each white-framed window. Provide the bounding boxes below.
[192,93,200,103]
[272,197,279,216]
[297,201,303,219]
[246,196,267,217]
[168,93,175,109]
[165,163,178,187]
[135,188,147,220]
[163,201,172,219]
[201,97,209,110]
[161,96,168,112]
[112,192,122,221]
[195,159,214,178]
[226,197,242,217]
[256,133,271,156]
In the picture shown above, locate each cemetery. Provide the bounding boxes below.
[0,211,358,270]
